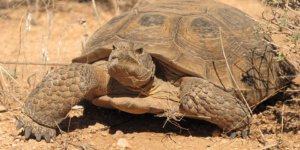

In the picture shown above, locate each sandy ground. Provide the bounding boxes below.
[1,0,300,149]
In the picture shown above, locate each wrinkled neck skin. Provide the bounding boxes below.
[121,75,180,103]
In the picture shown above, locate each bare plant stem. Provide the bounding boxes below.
[0,62,69,66]
[56,18,87,64]
[92,0,101,27]
[7,92,23,106]
[114,0,120,16]
[23,13,32,77]
[219,27,266,144]
[3,0,26,20]
[0,66,29,94]
[280,103,285,143]
[55,121,68,150]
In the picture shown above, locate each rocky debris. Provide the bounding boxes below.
[0,106,7,112]
[112,130,124,140]
[82,143,95,150]
[88,126,98,133]
[117,138,131,149]
[101,132,108,137]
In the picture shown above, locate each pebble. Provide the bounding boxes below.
[112,130,124,140]
[117,138,131,149]
[101,132,108,137]
[0,106,7,112]
[88,126,98,133]
[189,135,194,141]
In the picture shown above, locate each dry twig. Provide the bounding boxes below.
[56,18,87,64]
[55,121,68,150]
[92,0,101,27]
[0,61,69,66]
[219,27,266,144]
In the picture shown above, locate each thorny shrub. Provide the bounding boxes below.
[255,0,300,62]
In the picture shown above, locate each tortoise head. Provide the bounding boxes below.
[107,40,155,88]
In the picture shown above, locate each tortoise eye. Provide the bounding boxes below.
[112,45,116,50]
[136,48,143,54]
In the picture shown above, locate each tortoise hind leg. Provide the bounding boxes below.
[179,77,252,138]
[16,63,107,142]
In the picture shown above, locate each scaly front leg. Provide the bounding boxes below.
[16,63,108,142]
[180,77,252,139]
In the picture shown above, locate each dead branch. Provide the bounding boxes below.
[0,61,69,66]
[92,0,101,27]
[56,18,87,63]
[219,27,266,144]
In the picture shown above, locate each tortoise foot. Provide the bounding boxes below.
[17,63,106,142]
[229,130,248,140]
[180,77,252,131]
[17,113,56,142]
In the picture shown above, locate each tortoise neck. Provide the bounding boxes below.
[122,76,156,95]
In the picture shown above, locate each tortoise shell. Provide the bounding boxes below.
[73,0,298,106]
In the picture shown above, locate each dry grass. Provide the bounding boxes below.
[0,0,141,149]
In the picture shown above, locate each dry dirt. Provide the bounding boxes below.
[1,0,300,150]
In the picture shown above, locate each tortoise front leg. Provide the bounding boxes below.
[16,63,108,142]
[179,77,252,139]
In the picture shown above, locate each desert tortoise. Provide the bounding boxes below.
[16,0,298,142]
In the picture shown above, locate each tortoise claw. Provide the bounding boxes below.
[52,131,57,141]
[35,130,41,142]
[17,113,57,143]
[242,130,248,139]
[16,121,24,130]
[44,132,50,143]
[25,127,32,139]
[230,131,237,140]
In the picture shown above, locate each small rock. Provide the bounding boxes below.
[101,132,108,137]
[117,138,131,149]
[90,142,95,146]
[28,139,35,143]
[221,139,228,143]
[212,129,221,137]
[189,135,193,141]
[0,106,7,112]
[12,143,17,147]
[15,139,20,142]
[88,126,98,133]
[112,130,124,140]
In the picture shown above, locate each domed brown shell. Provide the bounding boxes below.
[73,0,298,106]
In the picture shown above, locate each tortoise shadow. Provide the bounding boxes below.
[60,100,218,138]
